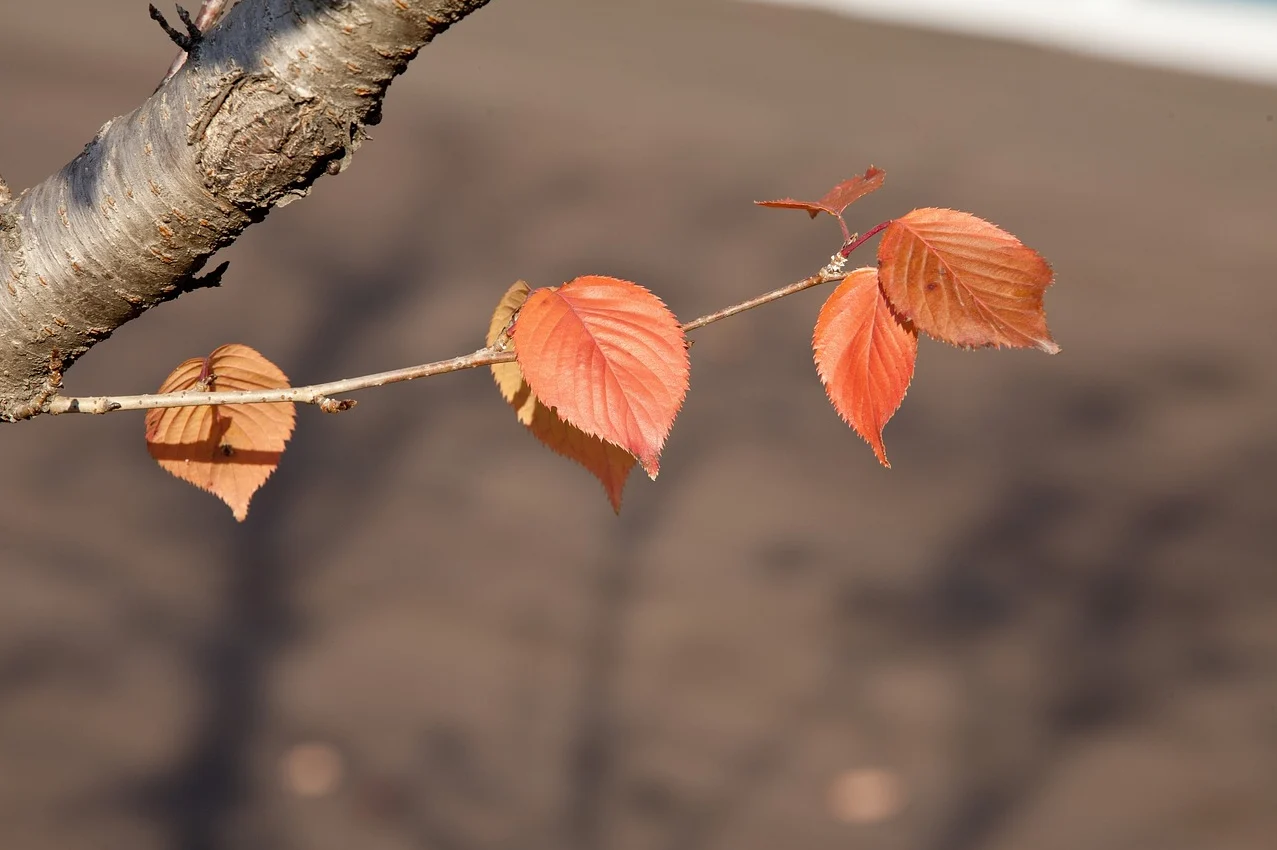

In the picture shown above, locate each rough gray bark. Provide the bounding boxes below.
[0,0,493,422]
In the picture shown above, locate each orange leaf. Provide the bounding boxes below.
[145,344,295,521]
[877,208,1058,353]
[813,268,917,467]
[756,166,885,219]
[487,281,637,511]
[513,275,689,479]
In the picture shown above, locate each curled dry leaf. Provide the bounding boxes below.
[145,344,295,521]
[877,208,1058,353]
[487,280,637,513]
[488,279,537,425]
[756,166,885,219]
[513,275,689,479]
[814,268,918,467]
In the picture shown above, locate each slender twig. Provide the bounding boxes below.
[834,213,853,245]
[46,221,890,417]
[839,220,891,258]
[46,347,518,415]
[678,269,842,333]
[680,218,890,331]
[43,269,834,416]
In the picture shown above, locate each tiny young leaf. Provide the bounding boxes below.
[145,344,295,521]
[487,280,637,512]
[813,267,917,467]
[877,208,1058,353]
[756,166,885,219]
[512,275,689,479]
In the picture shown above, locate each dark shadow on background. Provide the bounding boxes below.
[128,185,451,850]
[832,356,1268,850]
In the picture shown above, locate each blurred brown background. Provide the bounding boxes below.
[1,1,1274,848]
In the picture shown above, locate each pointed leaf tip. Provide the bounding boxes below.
[877,208,1057,352]
[512,275,689,479]
[145,344,295,521]
[813,268,917,467]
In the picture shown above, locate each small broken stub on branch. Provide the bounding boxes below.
[0,173,10,205]
[149,3,204,54]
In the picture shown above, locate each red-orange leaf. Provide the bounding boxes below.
[513,275,689,479]
[145,344,295,521]
[756,166,885,219]
[487,280,637,511]
[877,208,1058,353]
[813,267,917,467]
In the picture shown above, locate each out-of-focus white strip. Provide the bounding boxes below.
[741,0,1277,85]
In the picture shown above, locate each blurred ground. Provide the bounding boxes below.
[1,1,1275,849]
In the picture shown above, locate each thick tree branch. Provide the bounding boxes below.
[0,0,494,422]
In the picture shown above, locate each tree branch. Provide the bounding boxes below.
[679,256,849,333]
[0,0,495,422]
[47,346,517,415]
[45,263,858,417]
